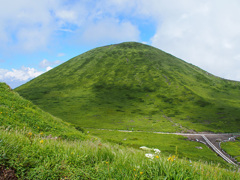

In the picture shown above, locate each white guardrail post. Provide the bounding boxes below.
[201,135,237,166]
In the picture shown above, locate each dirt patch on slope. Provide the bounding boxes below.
[0,166,18,180]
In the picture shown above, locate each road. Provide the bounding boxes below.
[154,131,240,166]
[201,135,237,165]
[96,129,240,166]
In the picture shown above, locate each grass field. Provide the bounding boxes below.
[86,129,228,166]
[221,137,240,162]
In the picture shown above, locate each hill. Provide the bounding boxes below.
[16,42,240,132]
[0,82,85,140]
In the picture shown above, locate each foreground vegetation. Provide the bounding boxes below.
[0,83,85,140]
[1,129,239,179]
[16,42,240,133]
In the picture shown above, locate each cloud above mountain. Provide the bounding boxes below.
[0,65,53,88]
[0,66,43,88]
[1,0,240,86]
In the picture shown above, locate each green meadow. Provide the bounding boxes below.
[221,137,240,162]
[86,129,227,165]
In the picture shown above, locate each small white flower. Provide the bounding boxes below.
[145,153,154,159]
[153,148,161,154]
[140,146,151,151]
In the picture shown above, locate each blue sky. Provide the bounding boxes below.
[1,0,240,88]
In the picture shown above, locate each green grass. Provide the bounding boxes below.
[16,42,240,133]
[221,138,240,162]
[86,129,228,166]
[1,128,239,179]
[0,82,85,140]
[1,82,239,179]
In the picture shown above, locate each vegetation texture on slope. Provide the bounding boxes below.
[0,82,239,179]
[0,82,85,140]
[16,42,240,132]
[221,137,240,162]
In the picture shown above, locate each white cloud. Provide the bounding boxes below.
[55,10,77,22]
[0,69,9,80]
[81,19,140,44]
[46,66,53,71]
[39,59,50,68]
[0,0,57,51]
[39,59,61,68]
[140,0,240,80]
[0,66,53,88]
[57,53,65,57]
[0,66,43,82]
[17,28,51,51]
[0,0,140,52]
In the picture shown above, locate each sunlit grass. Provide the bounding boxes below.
[221,139,240,162]
[0,82,85,140]
[1,129,239,179]
[87,128,228,166]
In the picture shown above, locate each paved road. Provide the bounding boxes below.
[201,135,237,166]
[154,131,240,166]
[96,129,240,166]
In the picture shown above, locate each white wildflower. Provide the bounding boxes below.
[140,146,152,151]
[153,148,161,154]
[145,153,154,159]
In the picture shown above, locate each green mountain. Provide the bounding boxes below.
[0,82,85,140]
[16,42,240,133]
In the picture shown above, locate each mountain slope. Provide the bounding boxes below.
[0,82,85,140]
[16,42,240,132]
[1,83,238,179]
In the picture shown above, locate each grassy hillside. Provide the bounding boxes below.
[16,42,240,132]
[0,82,239,179]
[0,82,85,140]
[221,137,240,162]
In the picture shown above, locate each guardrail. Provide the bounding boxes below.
[201,135,237,166]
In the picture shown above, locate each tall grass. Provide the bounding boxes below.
[1,128,239,179]
[0,82,85,140]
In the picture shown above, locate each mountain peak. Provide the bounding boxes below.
[16,42,240,133]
